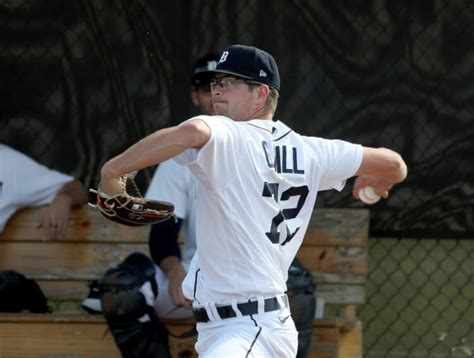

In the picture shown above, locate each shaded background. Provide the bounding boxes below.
[1,0,473,356]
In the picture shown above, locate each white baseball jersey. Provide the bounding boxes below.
[0,144,73,232]
[176,116,363,305]
[146,160,197,268]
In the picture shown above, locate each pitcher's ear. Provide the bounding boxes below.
[257,84,270,101]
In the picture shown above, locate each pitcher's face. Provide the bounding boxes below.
[211,75,260,122]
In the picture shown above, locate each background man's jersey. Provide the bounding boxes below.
[146,160,197,268]
[0,144,73,232]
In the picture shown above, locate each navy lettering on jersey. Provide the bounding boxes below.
[261,142,305,174]
[293,147,305,174]
[274,146,281,173]
[262,182,309,246]
[261,141,274,168]
[262,182,279,202]
[282,147,292,173]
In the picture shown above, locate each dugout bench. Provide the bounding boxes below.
[0,207,368,357]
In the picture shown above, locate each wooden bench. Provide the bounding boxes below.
[0,207,368,357]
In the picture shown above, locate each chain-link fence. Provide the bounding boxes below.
[362,237,473,357]
[1,1,473,356]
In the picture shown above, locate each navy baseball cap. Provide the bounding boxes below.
[214,44,280,91]
[191,53,219,88]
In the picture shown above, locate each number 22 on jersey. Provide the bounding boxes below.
[262,182,309,246]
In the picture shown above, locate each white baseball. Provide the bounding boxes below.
[358,186,381,205]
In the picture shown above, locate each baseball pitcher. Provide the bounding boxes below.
[96,45,407,357]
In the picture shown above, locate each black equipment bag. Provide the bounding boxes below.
[0,270,49,313]
[286,257,317,358]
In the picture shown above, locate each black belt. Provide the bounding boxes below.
[193,295,288,323]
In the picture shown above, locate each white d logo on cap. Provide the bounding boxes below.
[218,51,229,64]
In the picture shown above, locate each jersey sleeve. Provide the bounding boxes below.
[9,148,74,206]
[0,145,74,232]
[306,137,363,191]
[176,115,242,190]
[145,160,193,220]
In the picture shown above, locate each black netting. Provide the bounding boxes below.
[2,0,472,237]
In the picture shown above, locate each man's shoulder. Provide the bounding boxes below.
[0,145,70,179]
[193,115,233,124]
[1,144,34,165]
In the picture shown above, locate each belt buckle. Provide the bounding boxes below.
[217,305,236,319]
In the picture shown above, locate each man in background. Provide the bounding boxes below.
[82,54,219,358]
[0,144,88,240]
[145,53,219,320]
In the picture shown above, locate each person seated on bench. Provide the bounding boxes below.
[0,144,88,240]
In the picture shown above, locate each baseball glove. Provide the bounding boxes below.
[89,172,174,227]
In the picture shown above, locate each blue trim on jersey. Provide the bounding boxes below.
[193,268,201,301]
[245,322,262,358]
[245,122,292,141]
[273,129,292,141]
[246,122,274,134]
